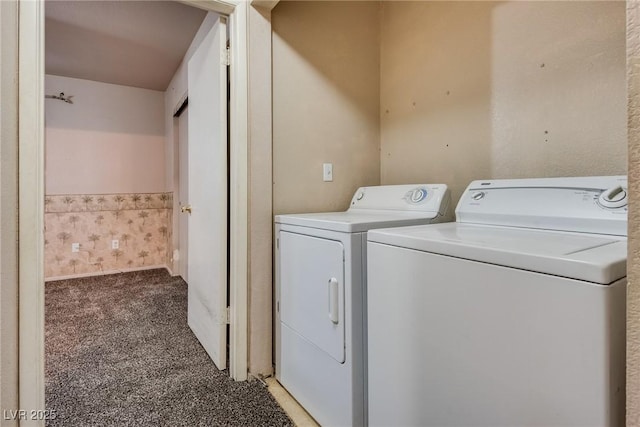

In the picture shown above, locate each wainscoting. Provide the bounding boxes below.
[44,192,173,279]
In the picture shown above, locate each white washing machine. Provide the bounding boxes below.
[275,184,452,427]
[367,176,627,427]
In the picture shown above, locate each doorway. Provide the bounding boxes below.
[14,0,255,413]
[176,105,189,281]
[42,0,232,360]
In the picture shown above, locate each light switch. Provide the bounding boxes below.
[323,163,333,182]
[71,243,80,253]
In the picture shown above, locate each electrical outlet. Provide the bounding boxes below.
[112,240,119,249]
[71,243,80,253]
[323,163,333,182]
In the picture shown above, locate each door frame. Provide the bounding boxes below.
[17,0,251,413]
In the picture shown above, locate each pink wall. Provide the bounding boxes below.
[44,192,172,279]
[45,74,166,194]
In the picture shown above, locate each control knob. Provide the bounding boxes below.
[598,185,627,209]
[409,188,428,203]
[471,191,485,201]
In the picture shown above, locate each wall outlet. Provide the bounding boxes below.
[323,163,333,182]
[71,243,80,253]
[112,240,119,249]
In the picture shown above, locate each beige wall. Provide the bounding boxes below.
[0,0,19,422]
[627,2,640,423]
[248,4,275,377]
[380,1,627,203]
[272,1,381,215]
[45,74,166,195]
[271,2,630,394]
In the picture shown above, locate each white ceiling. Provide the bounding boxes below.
[45,1,208,91]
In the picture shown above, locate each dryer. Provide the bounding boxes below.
[367,176,627,427]
[275,184,452,427]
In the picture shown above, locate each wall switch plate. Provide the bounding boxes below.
[323,163,333,182]
[112,240,119,249]
[71,243,80,253]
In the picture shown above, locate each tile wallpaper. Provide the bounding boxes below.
[44,192,173,279]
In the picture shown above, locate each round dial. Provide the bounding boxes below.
[471,191,485,201]
[598,185,627,209]
[409,188,428,203]
[356,191,365,201]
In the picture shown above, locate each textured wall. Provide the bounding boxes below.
[248,5,275,377]
[380,1,493,203]
[380,1,627,204]
[44,192,172,280]
[272,1,381,215]
[627,1,640,423]
[0,0,19,421]
[45,74,166,195]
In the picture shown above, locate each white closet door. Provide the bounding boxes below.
[186,17,228,370]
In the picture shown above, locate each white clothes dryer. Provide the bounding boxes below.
[275,184,452,427]
[367,176,627,427]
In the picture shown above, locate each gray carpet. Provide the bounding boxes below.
[45,269,293,427]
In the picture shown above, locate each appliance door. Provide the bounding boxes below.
[280,231,345,362]
[367,242,625,427]
[277,228,354,427]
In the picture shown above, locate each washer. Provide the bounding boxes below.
[275,184,452,427]
[367,176,627,427]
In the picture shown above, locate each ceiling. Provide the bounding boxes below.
[45,1,208,91]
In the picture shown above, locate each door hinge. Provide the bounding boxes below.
[276,238,279,249]
[226,306,231,324]
[222,47,230,66]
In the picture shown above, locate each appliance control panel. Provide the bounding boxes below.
[456,176,627,236]
[349,184,450,214]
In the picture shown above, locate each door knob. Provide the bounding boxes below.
[181,205,192,214]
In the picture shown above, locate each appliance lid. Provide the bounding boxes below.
[456,176,627,236]
[275,210,441,233]
[368,223,627,284]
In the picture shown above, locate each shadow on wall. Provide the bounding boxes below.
[46,18,175,100]
[272,2,379,122]
[379,1,495,203]
[380,1,626,204]
[272,1,381,215]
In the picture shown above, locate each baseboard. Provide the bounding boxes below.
[265,377,319,427]
[165,264,178,277]
[45,264,169,282]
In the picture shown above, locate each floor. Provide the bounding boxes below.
[45,269,293,426]
[265,378,319,427]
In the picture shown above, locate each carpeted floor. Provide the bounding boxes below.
[45,269,293,427]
